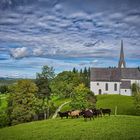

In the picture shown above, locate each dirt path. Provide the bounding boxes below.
[52,101,70,119]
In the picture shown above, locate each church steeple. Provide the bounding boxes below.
[118,40,126,68]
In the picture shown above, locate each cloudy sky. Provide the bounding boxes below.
[0,0,140,78]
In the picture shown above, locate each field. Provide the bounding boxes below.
[0,115,140,140]
[0,94,139,140]
[96,95,137,115]
[61,95,138,115]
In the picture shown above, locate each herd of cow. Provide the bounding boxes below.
[58,108,111,121]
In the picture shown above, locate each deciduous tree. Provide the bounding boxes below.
[7,80,38,125]
[70,84,95,110]
[36,65,55,119]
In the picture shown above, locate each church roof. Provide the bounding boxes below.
[90,68,140,82]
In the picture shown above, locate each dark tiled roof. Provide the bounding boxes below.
[121,68,140,79]
[90,68,140,81]
[120,81,131,89]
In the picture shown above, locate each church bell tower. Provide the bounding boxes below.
[118,40,126,68]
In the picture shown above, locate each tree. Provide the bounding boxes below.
[132,83,140,96]
[36,66,55,81]
[72,67,77,73]
[0,85,9,94]
[70,84,96,110]
[78,67,90,88]
[7,80,38,125]
[132,83,140,115]
[50,71,81,98]
[36,65,55,119]
[134,92,140,115]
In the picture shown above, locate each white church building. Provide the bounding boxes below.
[90,41,140,96]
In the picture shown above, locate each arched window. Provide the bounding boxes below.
[114,83,117,91]
[105,83,108,91]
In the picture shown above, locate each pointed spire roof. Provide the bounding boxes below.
[118,40,126,68]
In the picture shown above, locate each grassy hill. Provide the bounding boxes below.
[96,95,137,115]
[61,95,137,115]
[0,115,140,140]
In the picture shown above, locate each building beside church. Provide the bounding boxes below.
[90,41,140,96]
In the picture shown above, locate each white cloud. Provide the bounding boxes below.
[10,47,29,58]
[33,48,44,56]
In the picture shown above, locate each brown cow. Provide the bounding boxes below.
[68,110,81,118]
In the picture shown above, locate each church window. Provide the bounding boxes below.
[114,83,117,91]
[105,83,108,91]
[97,83,99,86]
[125,90,127,92]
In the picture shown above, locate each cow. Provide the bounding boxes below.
[81,109,94,121]
[92,108,102,118]
[68,110,81,118]
[58,111,70,119]
[100,108,111,116]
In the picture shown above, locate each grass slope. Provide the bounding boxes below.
[0,94,8,112]
[96,95,137,115]
[61,95,137,115]
[0,116,140,140]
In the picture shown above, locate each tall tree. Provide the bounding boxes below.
[70,84,95,110]
[36,65,55,119]
[50,71,81,98]
[7,80,38,125]
[72,67,77,73]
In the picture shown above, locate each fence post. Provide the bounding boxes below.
[115,106,117,116]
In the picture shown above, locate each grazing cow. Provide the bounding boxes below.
[68,110,81,118]
[82,109,94,121]
[100,108,111,116]
[58,111,70,119]
[92,108,102,118]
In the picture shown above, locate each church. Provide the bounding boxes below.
[90,41,140,96]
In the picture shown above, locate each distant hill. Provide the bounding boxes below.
[0,116,140,140]
[0,78,35,85]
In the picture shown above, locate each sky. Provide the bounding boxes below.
[0,0,140,78]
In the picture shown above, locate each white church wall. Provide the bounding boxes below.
[120,89,131,96]
[90,81,120,95]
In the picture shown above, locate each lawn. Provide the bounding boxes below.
[51,96,71,107]
[96,94,137,115]
[60,95,137,116]
[0,115,140,140]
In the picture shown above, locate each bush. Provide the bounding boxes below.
[0,85,9,94]
[0,112,9,128]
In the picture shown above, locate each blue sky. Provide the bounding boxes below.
[0,0,140,78]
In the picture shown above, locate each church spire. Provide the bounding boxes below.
[118,40,126,68]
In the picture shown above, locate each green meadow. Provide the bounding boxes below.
[61,95,137,115]
[0,115,140,140]
[96,94,137,115]
[0,94,139,140]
